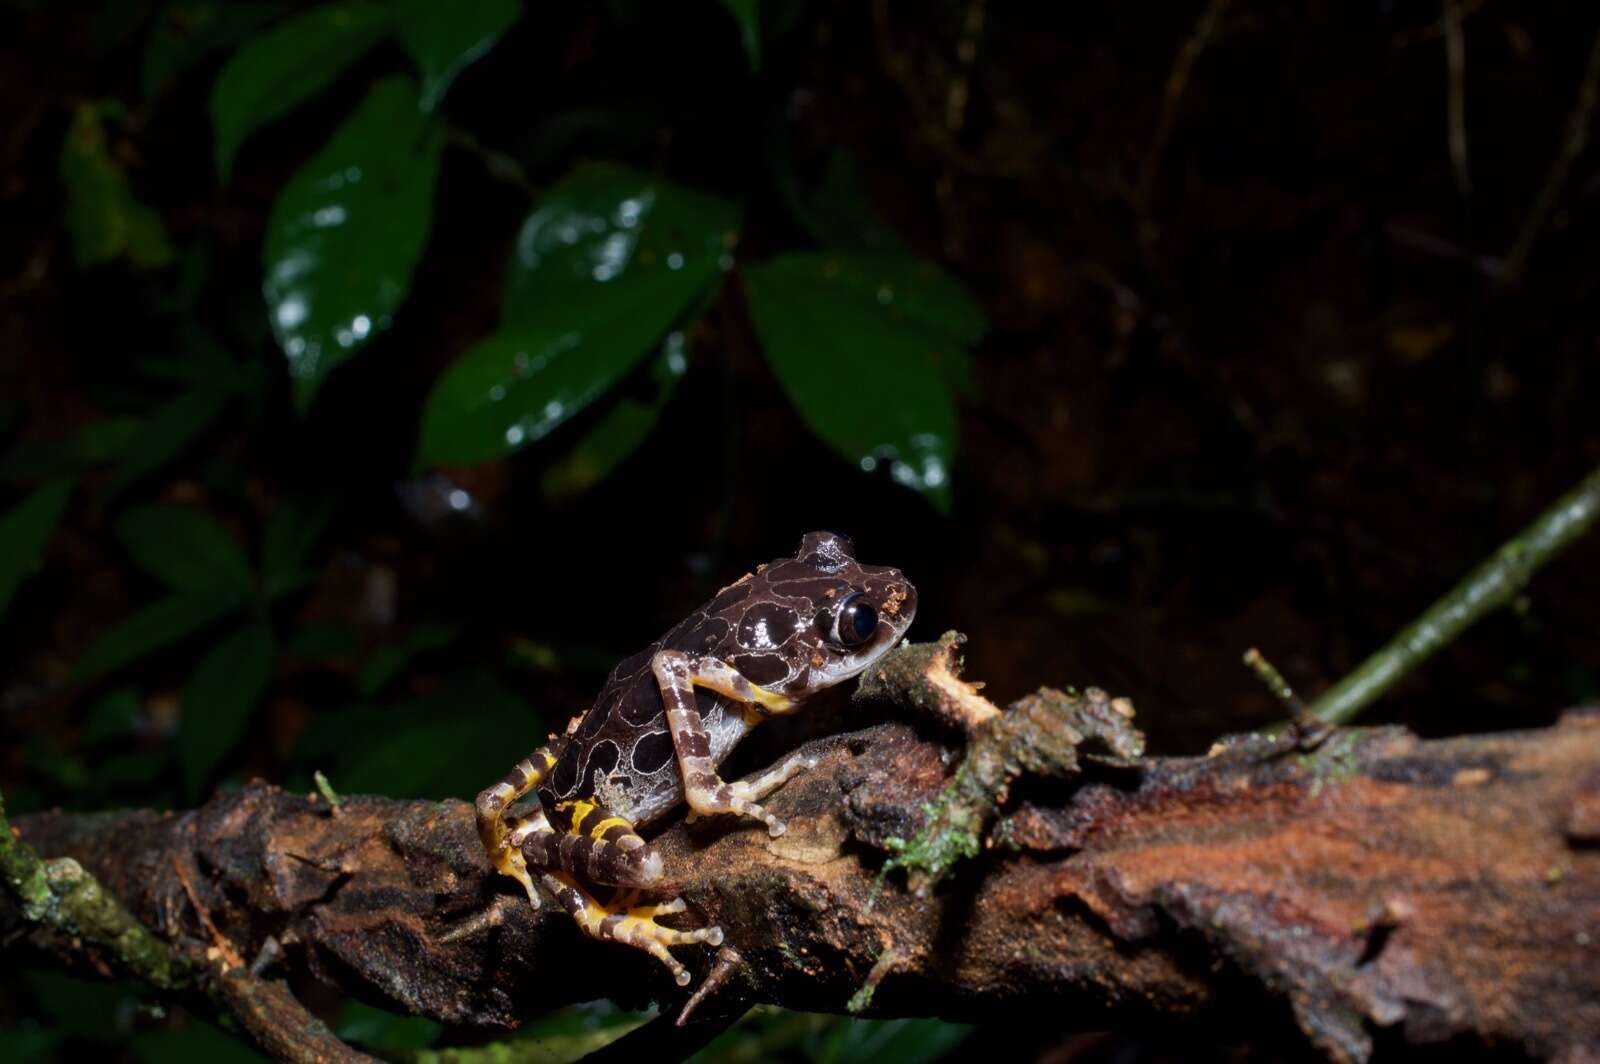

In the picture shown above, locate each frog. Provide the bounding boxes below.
[475,531,917,986]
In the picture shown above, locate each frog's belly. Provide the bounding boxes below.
[618,697,750,827]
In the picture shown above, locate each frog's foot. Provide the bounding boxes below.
[684,752,819,838]
[543,872,722,987]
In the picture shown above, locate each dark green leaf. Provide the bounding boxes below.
[115,504,254,596]
[131,1019,270,1063]
[264,76,444,411]
[743,251,987,510]
[719,0,760,69]
[261,497,332,600]
[284,619,358,662]
[100,389,226,503]
[776,148,903,253]
[142,1,291,97]
[297,670,533,799]
[418,165,736,464]
[508,1002,652,1059]
[336,1001,442,1053]
[540,331,689,499]
[0,481,71,618]
[179,622,275,797]
[82,686,142,744]
[358,621,460,695]
[209,0,392,180]
[74,592,242,681]
[60,104,173,269]
[817,1018,972,1064]
[394,0,519,112]
[0,416,142,483]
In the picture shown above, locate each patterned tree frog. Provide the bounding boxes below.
[475,532,917,985]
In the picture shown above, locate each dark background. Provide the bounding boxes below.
[2,1,1598,1060]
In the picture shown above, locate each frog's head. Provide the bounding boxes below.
[738,531,916,697]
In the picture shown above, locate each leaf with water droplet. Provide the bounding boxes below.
[394,0,519,112]
[210,1,391,181]
[743,251,988,510]
[540,333,691,499]
[418,164,736,465]
[264,76,444,412]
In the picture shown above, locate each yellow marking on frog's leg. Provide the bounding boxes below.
[534,802,665,886]
[651,650,797,837]
[541,872,722,988]
[475,743,562,908]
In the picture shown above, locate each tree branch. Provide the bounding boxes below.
[5,642,1597,1063]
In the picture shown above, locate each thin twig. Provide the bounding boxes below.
[1242,647,1306,716]
[172,855,243,971]
[1502,21,1600,284]
[1443,0,1472,201]
[1139,0,1232,206]
[1309,462,1600,725]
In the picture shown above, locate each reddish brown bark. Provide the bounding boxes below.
[7,707,1595,1061]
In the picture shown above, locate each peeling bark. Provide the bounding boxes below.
[6,674,1597,1062]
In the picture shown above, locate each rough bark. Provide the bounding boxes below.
[5,656,1597,1063]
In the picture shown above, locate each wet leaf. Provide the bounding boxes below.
[209,0,391,180]
[100,389,226,503]
[541,332,689,499]
[179,622,275,797]
[264,76,444,411]
[418,165,736,464]
[394,0,519,112]
[0,481,71,618]
[142,1,291,97]
[60,104,173,269]
[743,251,987,510]
[115,504,254,597]
[74,592,242,681]
[719,0,760,69]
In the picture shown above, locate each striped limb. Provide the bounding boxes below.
[474,742,563,908]
[540,871,722,987]
[650,650,817,838]
[520,797,720,985]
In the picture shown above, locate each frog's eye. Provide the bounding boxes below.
[822,591,878,648]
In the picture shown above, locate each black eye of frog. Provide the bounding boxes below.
[822,591,877,648]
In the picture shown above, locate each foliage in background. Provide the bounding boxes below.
[1,0,984,1057]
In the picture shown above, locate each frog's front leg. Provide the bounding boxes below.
[650,649,803,837]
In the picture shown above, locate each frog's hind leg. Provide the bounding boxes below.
[475,740,565,907]
[540,871,722,987]
[521,798,665,887]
